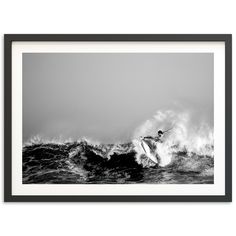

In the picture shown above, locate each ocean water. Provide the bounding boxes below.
[23,140,214,184]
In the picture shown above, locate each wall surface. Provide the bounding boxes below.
[0,1,235,236]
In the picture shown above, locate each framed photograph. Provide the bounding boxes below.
[4,34,232,202]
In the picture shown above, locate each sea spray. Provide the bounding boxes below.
[133,110,214,167]
[23,134,214,183]
[23,135,74,147]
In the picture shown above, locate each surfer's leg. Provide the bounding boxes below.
[151,149,160,165]
[155,154,161,164]
[153,149,161,164]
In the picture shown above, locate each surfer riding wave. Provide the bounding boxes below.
[139,128,173,165]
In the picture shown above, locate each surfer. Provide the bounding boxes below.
[138,130,164,164]
[139,128,173,164]
[143,130,164,144]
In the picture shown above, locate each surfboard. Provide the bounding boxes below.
[140,139,158,164]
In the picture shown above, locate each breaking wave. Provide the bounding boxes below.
[23,110,214,184]
[133,110,213,167]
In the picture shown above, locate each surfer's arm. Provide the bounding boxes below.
[154,137,163,143]
[143,136,155,140]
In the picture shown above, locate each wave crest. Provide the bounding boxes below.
[133,110,213,167]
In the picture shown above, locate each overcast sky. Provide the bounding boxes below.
[23,53,213,143]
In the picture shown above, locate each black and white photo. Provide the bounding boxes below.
[23,53,214,184]
[4,35,232,202]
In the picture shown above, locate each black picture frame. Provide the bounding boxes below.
[4,34,232,202]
